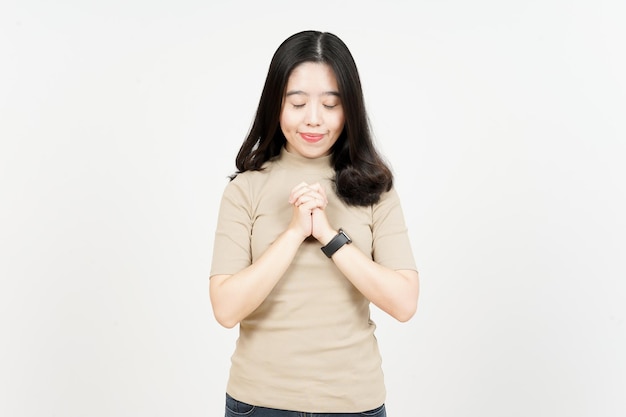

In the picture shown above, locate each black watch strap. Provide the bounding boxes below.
[321,228,352,258]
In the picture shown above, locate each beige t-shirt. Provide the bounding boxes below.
[210,147,417,413]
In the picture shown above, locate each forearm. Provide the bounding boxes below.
[329,243,419,322]
[210,228,304,328]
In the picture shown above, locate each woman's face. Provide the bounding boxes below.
[280,62,345,159]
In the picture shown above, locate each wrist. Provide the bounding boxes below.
[320,229,338,246]
[283,227,308,244]
[320,228,352,258]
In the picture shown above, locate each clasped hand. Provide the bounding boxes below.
[288,182,333,242]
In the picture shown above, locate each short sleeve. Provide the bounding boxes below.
[371,187,417,271]
[209,176,254,277]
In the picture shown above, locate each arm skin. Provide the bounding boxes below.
[209,182,325,329]
[210,182,419,328]
[321,243,419,322]
[209,228,304,329]
[310,187,420,323]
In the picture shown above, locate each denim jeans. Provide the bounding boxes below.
[225,393,386,417]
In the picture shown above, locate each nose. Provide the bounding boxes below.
[305,103,321,126]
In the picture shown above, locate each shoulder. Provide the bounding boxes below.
[228,159,277,185]
[222,160,279,199]
[374,186,401,207]
[371,186,406,220]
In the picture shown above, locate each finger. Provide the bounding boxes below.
[308,182,322,192]
[297,198,320,212]
[293,188,321,204]
[308,183,328,205]
[295,193,326,210]
[302,190,327,209]
[289,182,310,204]
[294,194,316,207]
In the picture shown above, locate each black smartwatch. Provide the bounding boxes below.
[321,228,352,258]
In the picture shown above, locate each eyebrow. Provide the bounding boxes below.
[285,90,340,97]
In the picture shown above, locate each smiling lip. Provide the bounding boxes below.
[300,133,324,143]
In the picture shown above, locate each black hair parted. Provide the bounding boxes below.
[233,30,393,206]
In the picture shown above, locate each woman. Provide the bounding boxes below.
[209,30,419,416]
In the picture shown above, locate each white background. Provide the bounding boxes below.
[1,1,625,416]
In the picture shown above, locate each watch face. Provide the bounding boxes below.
[322,229,351,258]
[339,229,352,243]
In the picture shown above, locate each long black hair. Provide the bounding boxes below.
[233,30,393,206]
